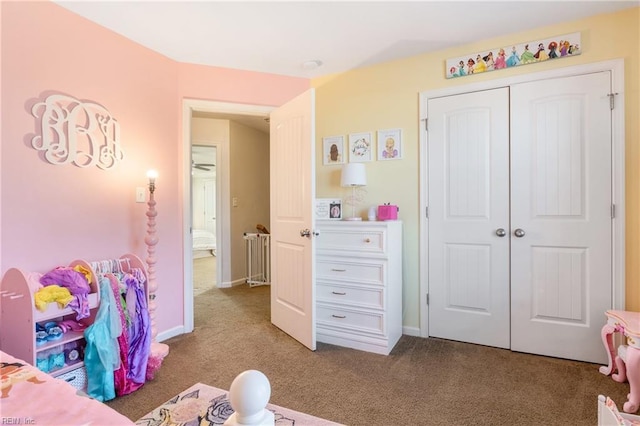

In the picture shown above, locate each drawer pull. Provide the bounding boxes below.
[330,268,347,272]
[364,238,371,243]
[331,314,346,319]
[331,291,347,295]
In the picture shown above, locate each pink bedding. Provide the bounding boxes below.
[1,350,134,425]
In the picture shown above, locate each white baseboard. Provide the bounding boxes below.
[230,278,247,287]
[157,325,184,343]
[160,316,419,343]
[402,326,420,337]
[217,278,247,288]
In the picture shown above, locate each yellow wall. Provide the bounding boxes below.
[313,7,640,329]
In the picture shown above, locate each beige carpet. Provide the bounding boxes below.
[107,284,631,426]
[193,256,216,296]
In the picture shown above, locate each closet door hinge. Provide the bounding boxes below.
[608,93,618,110]
[426,293,429,305]
[425,206,429,218]
[611,204,616,219]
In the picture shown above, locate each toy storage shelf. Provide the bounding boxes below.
[0,253,146,382]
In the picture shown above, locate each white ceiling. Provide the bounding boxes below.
[193,110,270,133]
[192,145,216,177]
[53,1,638,130]
[53,0,638,79]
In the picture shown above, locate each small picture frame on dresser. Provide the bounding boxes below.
[315,198,342,220]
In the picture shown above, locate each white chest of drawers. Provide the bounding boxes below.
[315,220,403,355]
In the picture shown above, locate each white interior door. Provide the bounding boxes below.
[192,178,205,229]
[204,179,216,234]
[270,89,316,350]
[510,72,612,363]
[427,88,511,348]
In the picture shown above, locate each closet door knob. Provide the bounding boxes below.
[514,228,526,238]
[495,228,506,237]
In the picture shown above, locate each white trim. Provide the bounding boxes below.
[230,277,248,287]
[182,99,274,334]
[213,277,246,288]
[418,59,626,338]
[610,60,626,312]
[157,325,184,343]
[418,111,429,338]
[402,325,420,337]
[182,102,195,333]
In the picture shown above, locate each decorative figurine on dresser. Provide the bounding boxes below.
[315,220,402,355]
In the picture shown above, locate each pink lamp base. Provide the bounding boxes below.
[146,342,169,381]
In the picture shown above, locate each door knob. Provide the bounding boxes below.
[514,228,526,238]
[300,229,319,238]
[495,228,506,237]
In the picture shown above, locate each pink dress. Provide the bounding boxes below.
[108,274,143,396]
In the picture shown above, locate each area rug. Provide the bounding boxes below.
[135,382,342,426]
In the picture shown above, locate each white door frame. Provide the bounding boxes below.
[418,59,626,338]
[182,99,274,333]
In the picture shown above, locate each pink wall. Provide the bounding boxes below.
[0,1,309,335]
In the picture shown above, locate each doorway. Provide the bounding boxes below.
[192,145,217,296]
[419,60,626,364]
[182,99,274,334]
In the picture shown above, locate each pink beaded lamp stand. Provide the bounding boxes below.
[145,171,169,380]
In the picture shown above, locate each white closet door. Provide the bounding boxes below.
[510,72,612,363]
[427,88,511,348]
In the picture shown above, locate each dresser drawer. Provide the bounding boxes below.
[317,304,385,336]
[317,228,385,255]
[317,282,384,310]
[316,258,384,285]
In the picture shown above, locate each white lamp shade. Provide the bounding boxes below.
[341,163,367,187]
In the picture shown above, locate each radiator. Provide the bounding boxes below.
[243,233,271,286]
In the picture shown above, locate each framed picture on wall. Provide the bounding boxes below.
[348,132,373,162]
[315,198,342,220]
[377,128,402,160]
[322,135,345,165]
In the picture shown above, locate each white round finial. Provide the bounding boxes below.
[224,370,275,425]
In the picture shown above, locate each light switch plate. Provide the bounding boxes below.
[136,187,146,203]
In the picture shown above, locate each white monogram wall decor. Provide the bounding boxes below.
[31,94,124,169]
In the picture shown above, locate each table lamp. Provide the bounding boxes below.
[341,163,367,221]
